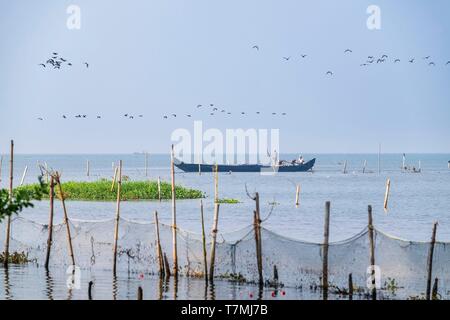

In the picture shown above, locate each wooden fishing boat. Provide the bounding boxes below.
[174,158,316,173]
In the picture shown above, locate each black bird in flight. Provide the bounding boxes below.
[381,54,388,59]
[163,115,168,119]
[97,116,101,119]
[84,62,89,68]
[82,115,87,118]
[60,58,66,62]
[272,112,277,115]
[368,56,374,59]
[252,45,259,50]
[446,61,450,65]
[62,115,67,119]
[282,112,287,115]
[326,71,333,76]
[423,56,431,60]
[52,52,58,56]
[256,111,260,114]
[429,62,436,66]
[283,57,291,61]
[300,54,307,58]
[37,117,43,121]
[139,115,143,118]
[68,63,72,66]
[241,112,246,115]
[187,114,191,117]
[172,114,177,117]
[394,59,401,63]
[39,63,46,67]
[124,114,128,117]
[210,113,214,116]
[197,104,202,108]
[213,107,218,111]
[344,49,352,53]
[409,58,415,63]
[210,104,214,106]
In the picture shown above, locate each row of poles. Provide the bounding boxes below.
[0,141,441,300]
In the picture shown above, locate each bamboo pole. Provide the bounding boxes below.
[383,178,391,212]
[209,203,220,282]
[144,153,148,177]
[157,176,161,202]
[363,160,367,174]
[432,278,439,300]
[44,176,55,269]
[214,164,218,203]
[3,140,14,268]
[200,200,208,282]
[0,155,3,188]
[163,252,171,279]
[170,145,178,277]
[295,184,300,207]
[20,165,28,186]
[348,273,353,300]
[88,281,93,300]
[154,211,164,277]
[322,201,331,300]
[112,160,122,275]
[368,205,376,300]
[343,160,347,174]
[426,222,438,300]
[137,286,143,300]
[86,160,90,177]
[111,166,118,192]
[253,192,263,286]
[55,172,75,267]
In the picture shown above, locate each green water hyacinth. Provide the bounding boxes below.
[17,180,203,201]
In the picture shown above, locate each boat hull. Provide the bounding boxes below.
[174,158,315,173]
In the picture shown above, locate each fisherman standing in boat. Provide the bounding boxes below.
[298,155,305,164]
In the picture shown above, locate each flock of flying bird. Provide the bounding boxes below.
[36,46,450,122]
[38,52,89,70]
[162,104,287,120]
[251,45,450,76]
[37,114,144,121]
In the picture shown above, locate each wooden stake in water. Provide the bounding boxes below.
[20,165,28,186]
[322,201,331,300]
[144,153,148,177]
[383,178,391,212]
[200,200,208,282]
[362,160,367,174]
[137,286,143,300]
[214,164,218,203]
[163,252,171,279]
[55,172,76,267]
[295,184,300,207]
[111,166,118,192]
[170,145,178,277]
[86,160,90,177]
[426,222,438,300]
[3,140,14,268]
[348,273,353,300]
[209,203,220,282]
[432,278,439,300]
[157,176,161,202]
[368,205,376,300]
[253,193,263,286]
[44,176,55,269]
[154,211,164,277]
[112,160,123,275]
[0,155,3,188]
[343,160,347,174]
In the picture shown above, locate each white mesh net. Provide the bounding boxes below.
[1,216,449,299]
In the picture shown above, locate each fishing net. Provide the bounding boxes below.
[1,216,449,299]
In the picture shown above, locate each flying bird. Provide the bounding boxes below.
[197,104,202,108]
[39,63,46,67]
[172,114,177,117]
[52,52,58,56]
[344,49,352,53]
[252,45,259,50]
[139,115,143,118]
[423,56,431,60]
[446,61,450,65]
[37,117,43,121]
[394,59,401,63]
[187,114,191,117]
[67,63,72,66]
[241,112,246,114]
[163,115,168,119]
[97,116,101,119]
[272,112,277,115]
[300,54,307,58]
[368,56,374,59]
[409,58,415,63]
[326,71,333,76]
[283,57,291,61]
[381,54,388,59]
[213,107,218,111]
[429,62,435,66]
[62,115,67,119]
[281,112,287,115]
[84,62,89,68]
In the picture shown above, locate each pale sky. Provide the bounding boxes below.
[1,0,449,154]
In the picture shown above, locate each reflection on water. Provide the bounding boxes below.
[0,264,344,300]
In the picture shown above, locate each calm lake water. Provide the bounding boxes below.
[0,153,449,299]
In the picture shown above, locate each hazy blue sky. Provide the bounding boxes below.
[0,0,449,154]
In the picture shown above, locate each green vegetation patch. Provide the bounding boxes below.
[216,198,240,204]
[17,180,203,201]
[0,251,33,264]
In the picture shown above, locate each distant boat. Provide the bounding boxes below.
[174,158,316,173]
